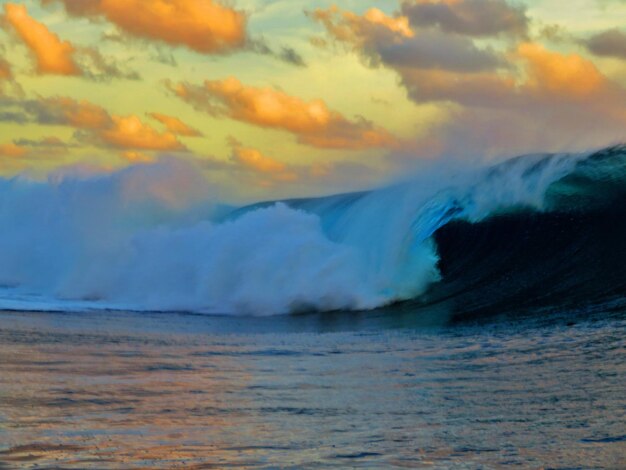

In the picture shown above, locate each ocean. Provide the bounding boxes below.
[1,146,625,468]
[0,308,624,468]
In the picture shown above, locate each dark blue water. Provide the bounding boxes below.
[0,307,624,469]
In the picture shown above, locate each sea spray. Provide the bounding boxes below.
[0,147,606,315]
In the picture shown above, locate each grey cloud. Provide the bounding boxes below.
[401,0,528,37]
[278,47,306,67]
[13,137,78,148]
[584,28,626,59]
[248,38,307,67]
[0,111,29,123]
[376,30,504,72]
[76,47,141,82]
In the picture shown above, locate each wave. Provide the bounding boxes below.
[0,145,624,316]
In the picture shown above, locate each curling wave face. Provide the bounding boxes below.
[0,145,624,315]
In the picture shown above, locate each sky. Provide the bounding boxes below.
[1,0,626,201]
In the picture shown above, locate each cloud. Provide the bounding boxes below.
[399,42,620,107]
[76,47,141,81]
[0,137,75,173]
[397,43,626,160]
[4,96,187,151]
[309,6,504,73]
[3,3,80,76]
[194,140,379,196]
[0,58,12,80]
[150,46,178,66]
[306,7,626,161]
[0,142,29,172]
[228,139,297,183]
[376,30,504,72]
[584,28,626,60]
[0,142,28,158]
[26,96,113,128]
[96,115,186,151]
[308,7,413,50]
[42,0,247,54]
[2,3,139,81]
[13,136,77,148]
[400,0,528,37]
[398,68,516,107]
[278,47,306,67]
[120,150,155,164]
[310,3,626,156]
[0,56,23,97]
[248,38,307,67]
[516,42,613,99]
[468,43,622,109]
[148,112,202,137]
[168,77,397,149]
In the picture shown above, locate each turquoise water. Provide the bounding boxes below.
[1,308,624,469]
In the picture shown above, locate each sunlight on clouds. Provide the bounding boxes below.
[0,142,28,158]
[517,42,608,97]
[3,3,80,76]
[148,112,203,137]
[169,76,398,150]
[0,0,625,198]
[42,0,248,54]
[99,115,186,151]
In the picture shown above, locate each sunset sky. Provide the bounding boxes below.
[1,0,626,200]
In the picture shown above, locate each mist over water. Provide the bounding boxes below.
[0,146,616,316]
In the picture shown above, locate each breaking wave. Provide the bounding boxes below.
[1,145,625,316]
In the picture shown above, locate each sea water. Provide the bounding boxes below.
[0,307,624,468]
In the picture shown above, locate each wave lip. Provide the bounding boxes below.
[0,145,624,316]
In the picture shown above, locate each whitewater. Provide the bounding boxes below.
[1,146,619,315]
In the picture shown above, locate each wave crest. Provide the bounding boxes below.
[0,146,624,315]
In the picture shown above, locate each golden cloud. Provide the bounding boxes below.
[229,142,298,183]
[41,97,113,129]
[100,115,186,151]
[20,97,187,151]
[43,0,247,54]
[120,150,156,164]
[3,3,80,76]
[517,42,608,99]
[0,58,12,80]
[170,77,397,149]
[148,112,202,137]
[309,6,414,46]
[310,6,503,72]
[0,142,28,158]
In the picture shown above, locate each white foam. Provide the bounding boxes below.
[0,152,584,315]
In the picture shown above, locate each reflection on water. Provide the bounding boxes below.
[0,309,624,469]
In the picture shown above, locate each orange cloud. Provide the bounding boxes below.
[99,115,186,151]
[0,143,28,173]
[0,58,12,80]
[148,112,202,137]
[0,142,28,158]
[40,97,113,129]
[120,150,155,164]
[310,6,414,46]
[3,3,80,76]
[170,77,397,149]
[22,97,186,151]
[517,42,608,99]
[310,6,503,72]
[43,0,247,54]
[230,143,298,183]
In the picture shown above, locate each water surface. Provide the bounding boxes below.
[1,308,624,469]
